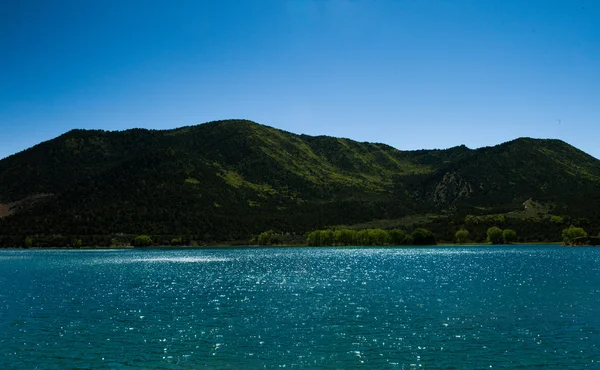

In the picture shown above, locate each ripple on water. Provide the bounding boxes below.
[126,256,234,263]
[0,246,598,368]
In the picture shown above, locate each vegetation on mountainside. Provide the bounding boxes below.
[1,119,600,247]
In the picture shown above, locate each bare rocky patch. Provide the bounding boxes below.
[0,194,53,218]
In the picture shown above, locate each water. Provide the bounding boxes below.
[0,246,599,369]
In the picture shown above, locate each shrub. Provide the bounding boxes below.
[132,235,153,247]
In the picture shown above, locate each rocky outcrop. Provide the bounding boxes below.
[0,194,53,218]
[432,172,473,206]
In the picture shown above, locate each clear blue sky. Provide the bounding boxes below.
[2,0,599,159]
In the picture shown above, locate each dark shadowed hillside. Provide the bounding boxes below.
[1,119,599,246]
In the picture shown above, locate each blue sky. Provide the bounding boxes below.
[1,0,599,159]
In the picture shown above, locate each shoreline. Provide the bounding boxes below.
[0,242,581,250]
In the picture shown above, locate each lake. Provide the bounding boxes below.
[0,246,599,368]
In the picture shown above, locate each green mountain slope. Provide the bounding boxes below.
[418,138,600,210]
[1,119,599,245]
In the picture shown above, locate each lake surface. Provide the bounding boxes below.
[0,246,599,369]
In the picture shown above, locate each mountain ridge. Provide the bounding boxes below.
[5,119,589,161]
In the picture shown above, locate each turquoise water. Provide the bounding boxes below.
[0,246,599,369]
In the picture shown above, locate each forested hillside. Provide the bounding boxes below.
[1,119,599,247]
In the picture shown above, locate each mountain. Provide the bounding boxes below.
[1,119,599,246]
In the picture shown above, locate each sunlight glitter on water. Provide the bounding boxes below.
[0,246,598,368]
[128,256,234,263]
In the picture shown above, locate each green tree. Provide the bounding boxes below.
[24,237,33,248]
[502,229,517,243]
[334,229,357,246]
[455,229,469,244]
[320,230,334,246]
[486,215,505,224]
[487,227,504,244]
[562,227,587,244]
[464,215,478,225]
[132,235,153,247]
[388,229,407,245]
[411,228,436,245]
[306,230,334,246]
[550,215,564,224]
[306,230,320,246]
[368,229,390,246]
[356,229,371,245]
[258,230,274,245]
[334,230,344,245]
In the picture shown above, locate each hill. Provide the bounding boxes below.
[1,119,599,246]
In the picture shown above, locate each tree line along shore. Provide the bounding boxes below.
[1,226,596,248]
